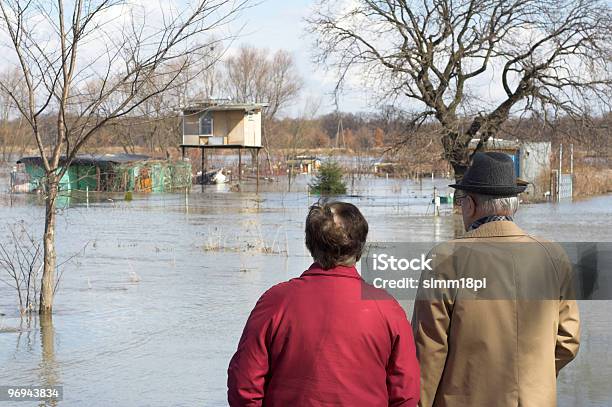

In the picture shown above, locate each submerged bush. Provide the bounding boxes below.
[309,161,347,195]
[573,165,612,198]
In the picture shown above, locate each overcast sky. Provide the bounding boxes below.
[0,0,562,118]
[232,0,373,116]
[231,0,511,117]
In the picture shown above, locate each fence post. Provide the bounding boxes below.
[570,144,574,175]
[185,186,189,213]
[558,144,563,202]
[9,167,14,207]
[433,186,440,217]
[570,144,574,199]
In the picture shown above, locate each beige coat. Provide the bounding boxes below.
[412,221,580,407]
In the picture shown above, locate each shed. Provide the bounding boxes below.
[468,138,552,199]
[287,156,321,174]
[14,154,191,194]
[180,100,267,189]
[181,101,266,147]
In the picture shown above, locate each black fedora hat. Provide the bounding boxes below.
[449,152,527,196]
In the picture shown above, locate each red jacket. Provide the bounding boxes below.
[227,263,420,407]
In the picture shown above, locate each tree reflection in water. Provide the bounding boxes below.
[39,314,60,407]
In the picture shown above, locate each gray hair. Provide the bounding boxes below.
[470,194,519,215]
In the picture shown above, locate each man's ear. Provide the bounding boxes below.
[466,195,476,217]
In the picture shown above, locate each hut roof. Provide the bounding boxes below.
[468,137,519,151]
[182,102,268,115]
[17,154,150,168]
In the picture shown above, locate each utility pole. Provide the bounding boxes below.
[336,116,345,149]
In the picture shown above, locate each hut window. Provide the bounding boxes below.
[200,112,213,135]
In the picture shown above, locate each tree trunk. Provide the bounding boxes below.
[39,176,58,314]
[441,130,472,183]
[261,123,275,177]
[451,161,469,183]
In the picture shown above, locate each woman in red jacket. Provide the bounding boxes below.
[228,202,420,406]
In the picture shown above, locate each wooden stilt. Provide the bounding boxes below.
[238,148,242,183]
[255,148,260,193]
[201,147,205,192]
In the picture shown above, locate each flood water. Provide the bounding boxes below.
[0,175,610,406]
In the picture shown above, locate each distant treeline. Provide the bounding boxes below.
[2,108,610,163]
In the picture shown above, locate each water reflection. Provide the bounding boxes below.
[9,315,61,406]
[39,314,59,407]
[14,316,37,353]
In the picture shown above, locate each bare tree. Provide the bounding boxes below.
[0,0,251,314]
[109,46,225,155]
[0,223,42,314]
[225,46,302,117]
[134,47,229,155]
[0,69,31,161]
[223,45,303,172]
[308,0,612,179]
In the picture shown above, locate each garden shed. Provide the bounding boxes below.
[181,101,265,148]
[14,154,192,194]
[468,138,552,199]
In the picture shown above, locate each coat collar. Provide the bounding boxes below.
[458,220,527,239]
[301,263,362,280]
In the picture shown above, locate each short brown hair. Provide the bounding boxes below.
[305,201,368,270]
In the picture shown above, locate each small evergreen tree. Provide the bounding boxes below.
[309,161,347,195]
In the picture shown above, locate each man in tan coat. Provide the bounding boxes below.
[412,152,580,407]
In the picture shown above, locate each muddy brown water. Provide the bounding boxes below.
[0,176,610,406]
